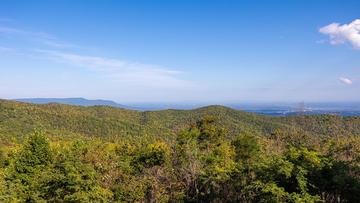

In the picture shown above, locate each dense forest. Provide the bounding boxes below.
[1,99,360,202]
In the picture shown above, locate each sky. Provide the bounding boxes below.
[0,0,359,103]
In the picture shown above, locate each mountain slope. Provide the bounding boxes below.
[1,99,360,145]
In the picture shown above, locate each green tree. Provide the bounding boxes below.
[174,116,236,202]
[4,130,53,202]
[132,141,170,170]
[42,141,112,202]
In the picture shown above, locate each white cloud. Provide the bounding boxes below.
[339,77,353,85]
[36,50,192,88]
[319,19,360,49]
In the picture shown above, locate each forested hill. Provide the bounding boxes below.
[1,99,360,144]
[2,99,360,202]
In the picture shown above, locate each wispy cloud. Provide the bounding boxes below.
[0,23,192,89]
[0,26,77,48]
[319,19,360,49]
[36,49,191,88]
[0,46,14,52]
[0,26,50,38]
[339,77,353,85]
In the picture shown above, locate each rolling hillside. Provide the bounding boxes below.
[1,99,360,145]
[2,99,360,202]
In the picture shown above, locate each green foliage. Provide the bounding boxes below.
[2,99,360,144]
[173,117,236,202]
[3,130,52,202]
[42,141,112,202]
[14,130,53,173]
[1,99,360,202]
[232,133,260,163]
[132,141,170,170]
[254,147,322,202]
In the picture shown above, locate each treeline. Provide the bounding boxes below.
[1,117,360,202]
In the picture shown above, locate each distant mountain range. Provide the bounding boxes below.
[15,98,136,110]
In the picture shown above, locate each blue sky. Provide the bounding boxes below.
[0,0,359,103]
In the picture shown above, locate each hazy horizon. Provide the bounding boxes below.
[8,96,360,105]
[10,97,360,116]
[12,96,360,106]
